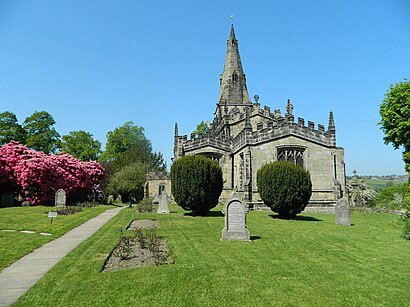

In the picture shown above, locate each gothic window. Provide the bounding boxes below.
[232,73,238,83]
[277,147,305,168]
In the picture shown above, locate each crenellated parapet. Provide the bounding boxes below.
[231,113,336,153]
[182,132,231,153]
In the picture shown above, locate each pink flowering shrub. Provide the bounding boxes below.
[0,141,105,205]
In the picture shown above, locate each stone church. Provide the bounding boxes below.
[159,25,346,209]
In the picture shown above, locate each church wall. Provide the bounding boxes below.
[228,136,344,206]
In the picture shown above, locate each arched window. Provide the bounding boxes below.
[277,147,305,168]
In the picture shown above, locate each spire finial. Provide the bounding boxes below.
[230,14,234,26]
[328,111,335,129]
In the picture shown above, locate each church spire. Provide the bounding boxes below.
[218,24,252,106]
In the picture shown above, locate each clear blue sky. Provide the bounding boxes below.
[1,0,409,175]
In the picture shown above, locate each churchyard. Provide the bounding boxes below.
[0,205,116,270]
[3,202,408,306]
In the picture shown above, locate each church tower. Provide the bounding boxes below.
[217,25,252,116]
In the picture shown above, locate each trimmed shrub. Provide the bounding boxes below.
[170,155,223,215]
[136,198,154,213]
[257,161,312,218]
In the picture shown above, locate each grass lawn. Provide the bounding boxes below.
[14,204,410,306]
[0,205,117,270]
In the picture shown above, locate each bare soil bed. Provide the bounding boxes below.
[102,219,172,272]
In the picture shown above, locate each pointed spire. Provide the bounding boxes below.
[218,25,252,107]
[174,123,179,137]
[328,112,335,130]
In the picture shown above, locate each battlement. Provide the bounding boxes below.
[146,172,170,180]
[183,132,231,153]
[231,115,336,153]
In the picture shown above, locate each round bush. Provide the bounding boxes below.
[257,161,312,218]
[170,155,223,215]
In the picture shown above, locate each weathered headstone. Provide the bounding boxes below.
[157,192,169,214]
[22,200,30,206]
[55,189,66,207]
[335,198,351,226]
[115,194,122,204]
[221,195,250,241]
[107,195,114,205]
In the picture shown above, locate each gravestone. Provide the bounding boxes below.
[55,189,66,207]
[335,198,350,226]
[107,195,114,205]
[115,194,122,204]
[22,200,30,206]
[221,195,250,241]
[157,192,169,214]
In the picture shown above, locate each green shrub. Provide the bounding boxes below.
[400,215,410,240]
[375,183,408,210]
[106,162,146,203]
[136,198,153,213]
[257,161,312,218]
[170,155,223,215]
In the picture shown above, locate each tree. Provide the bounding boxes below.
[23,111,61,154]
[379,80,410,176]
[61,130,102,161]
[192,121,210,137]
[106,162,147,203]
[257,161,312,219]
[99,121,152,164]
[0,111,25,145]
[170,155,223,215]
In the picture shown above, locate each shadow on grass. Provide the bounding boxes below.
[183,211,224,217]
[250,236,261,241]
[269,214,322,222]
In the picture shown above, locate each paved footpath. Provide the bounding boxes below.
[0,206,124,307]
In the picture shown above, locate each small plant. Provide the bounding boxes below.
[136,198,153,213]
[57,207,82,215]
[400,215,410,240]
[113,230,133,260]
[78,201,99,208]
[133,228,170,265]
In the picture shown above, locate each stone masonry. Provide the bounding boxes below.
[173,25,346,209]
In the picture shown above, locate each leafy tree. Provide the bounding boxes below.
[374,182,408,210]
[99,121,151,164]
[257,161,312,219]
[379,80,410,176]
[0,111,25,145]
[23,111,61,154]
[192,121,210,137]
[61,130,102,161]
[170,155,223,215]
[106,162,147,203]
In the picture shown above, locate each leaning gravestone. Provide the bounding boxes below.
[335,198,350,226]
[157,193,169,214]
[221,195,250,241]
[55,189,66,207]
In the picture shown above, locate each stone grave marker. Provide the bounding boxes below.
[115,194,122,204]
[157,192,170,214]
[335,198,351,226]
[221,195,250,241]
[55,189,66,207]
[107,195,114,205]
